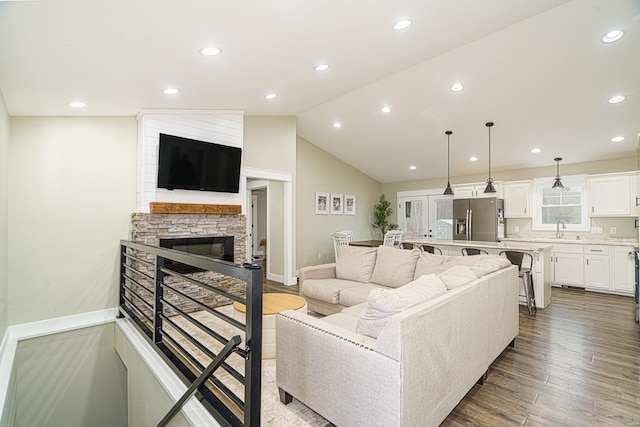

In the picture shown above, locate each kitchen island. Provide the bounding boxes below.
[404,238,553,308]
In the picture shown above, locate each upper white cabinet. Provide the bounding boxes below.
[503,180,531,218]
[588,172,637,217]
[452,182,503,199]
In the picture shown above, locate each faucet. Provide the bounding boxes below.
[556,219,567,239]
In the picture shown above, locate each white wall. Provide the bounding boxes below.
[296,136,382,268]
[243,116,297,281]
[0,93,9,341]
[136,110,244,212]
[13,324,127,427]
[8,117,137,325]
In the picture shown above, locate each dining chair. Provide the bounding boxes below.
[331,231,354,261]
[419,244,442,255]
[383,230,403,248]
[461,247,489,256]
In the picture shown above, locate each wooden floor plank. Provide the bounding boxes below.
[442,287,640,426]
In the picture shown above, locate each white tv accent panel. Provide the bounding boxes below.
[136,109,244,213]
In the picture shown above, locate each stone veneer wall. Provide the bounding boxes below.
[128,213,248,317]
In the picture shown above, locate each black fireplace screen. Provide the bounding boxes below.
[160,236,234,273]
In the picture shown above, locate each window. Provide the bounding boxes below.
[532,175,589,231]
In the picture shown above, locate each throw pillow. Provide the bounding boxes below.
[413,251,452,279]
[335,245,378,283]
[369,245,420,288]
[438,265,477,290]
[356,274,448,338]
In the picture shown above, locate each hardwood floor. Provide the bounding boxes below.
[267,281,640,426]
[445,287,640,426]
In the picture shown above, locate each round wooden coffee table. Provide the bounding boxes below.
[232,293,307,359]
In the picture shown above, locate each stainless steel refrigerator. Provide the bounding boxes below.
[453,198,505,242]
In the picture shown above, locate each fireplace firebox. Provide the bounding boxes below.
[160,236,234,273]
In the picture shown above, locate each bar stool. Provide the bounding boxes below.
[419,245,442,255]
[499,251,536,316]
[400,242,416,250]
[461,248,489,256]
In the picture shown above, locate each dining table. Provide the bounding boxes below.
[349,240,383,247]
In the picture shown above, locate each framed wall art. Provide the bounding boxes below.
[315,192,329,214]
[330,193,343,215]
[344,194,356,215]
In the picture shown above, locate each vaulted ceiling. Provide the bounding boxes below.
[0,0,638,183]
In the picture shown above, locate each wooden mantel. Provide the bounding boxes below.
[149,202,242,215]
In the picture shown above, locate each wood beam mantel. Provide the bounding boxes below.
[149,202,242,215]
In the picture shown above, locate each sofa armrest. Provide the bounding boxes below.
[276,310,401,426]
[299,263,336,284]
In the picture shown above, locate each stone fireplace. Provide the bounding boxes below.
[129,208,248,312]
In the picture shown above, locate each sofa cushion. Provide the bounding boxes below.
[413,252,454,278]
[467,256,512,277]
[356,274,448,338]
[369,245,420,288]
[438,265,477,290]
[338,283,386,307]
[335,245,377,283]
[301,278,363,304]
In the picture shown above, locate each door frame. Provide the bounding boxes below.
[242,167,295,285]
[397,189,451,239]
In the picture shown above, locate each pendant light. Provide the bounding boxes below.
[483,122,496,193]
[443,130,454,196]
[552,157,564,189]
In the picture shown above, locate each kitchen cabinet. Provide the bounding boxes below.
[503,181,531,218]
[452,182,503,199]
[588,173,637,217]
[551,243,584,287]
[611,246,635,295]
[584,246,610,290]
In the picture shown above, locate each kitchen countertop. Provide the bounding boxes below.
[403,238,552,252]
[500,237,638,247]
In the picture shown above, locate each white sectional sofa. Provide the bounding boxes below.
[276,245,519,426]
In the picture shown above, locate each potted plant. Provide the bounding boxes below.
[372,194,398,238]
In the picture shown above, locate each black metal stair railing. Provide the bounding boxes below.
[119,240,263,427]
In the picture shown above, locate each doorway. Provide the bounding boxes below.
[397,191,453,240]
[242,168,295,285]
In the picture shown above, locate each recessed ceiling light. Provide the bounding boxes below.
[392,20,412,31]
[163,88,179,95]
[611,136,625,142]
[530,148,541,154]
[68,101,86,108]
[450,83,464,92]
[314,64,329,71]
[469,156,478,162]
[200,46,221,56]
[333,122,342,128]
[608,95,626,104]
[602,30,624,43]
[381,106,391,113]
[265,93,277,99]
[409,165,417,170]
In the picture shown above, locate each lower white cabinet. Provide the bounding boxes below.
[610,246,635,294]
[584,245,634,295]
[551,244,584,287]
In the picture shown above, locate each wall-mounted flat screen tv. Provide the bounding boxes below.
[157,133,242,193]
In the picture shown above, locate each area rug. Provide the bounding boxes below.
[166,306,331,426]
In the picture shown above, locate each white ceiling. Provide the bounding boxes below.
[0,0,638,183]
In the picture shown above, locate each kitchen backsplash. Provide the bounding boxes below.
[506,217,638,241]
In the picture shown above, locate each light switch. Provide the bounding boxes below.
[610,227,617,235]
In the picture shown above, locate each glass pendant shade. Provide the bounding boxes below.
[443,130,454,196]
[552,157,564,189]
[483,122,496,193]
